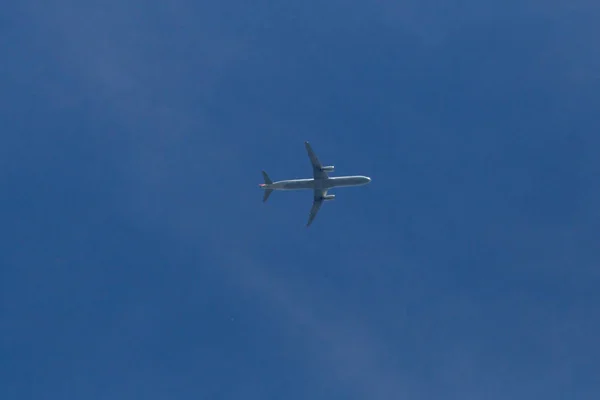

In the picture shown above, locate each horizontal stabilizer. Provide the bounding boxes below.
[263,189,273,202]
[261,170,273,185]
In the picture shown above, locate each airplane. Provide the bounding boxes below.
[259,141,371,227]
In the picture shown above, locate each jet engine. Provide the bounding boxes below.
[320,165,335,172]
[322,194,335,201]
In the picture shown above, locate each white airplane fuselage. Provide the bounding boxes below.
[261,175,371,191]
[260,141,371,226]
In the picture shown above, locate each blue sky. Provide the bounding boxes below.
[2,1,599,399]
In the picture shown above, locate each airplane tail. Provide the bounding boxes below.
[261,170,273,202]
[263,189,273,202]
[261,170,273,184]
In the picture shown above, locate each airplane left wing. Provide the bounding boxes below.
[306,189,326,227]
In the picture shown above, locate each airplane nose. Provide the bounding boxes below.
[365,177,371,183]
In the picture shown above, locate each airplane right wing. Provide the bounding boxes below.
[304,141,329,180]
[306,189,326,227]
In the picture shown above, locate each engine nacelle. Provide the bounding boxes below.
[320,165,335,172]
[322,194,335,201]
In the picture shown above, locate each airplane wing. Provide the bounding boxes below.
[306,189,327,227]
[304,141,329,180]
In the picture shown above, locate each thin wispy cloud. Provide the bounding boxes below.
[5,1,599,399]
[19,3,414,398]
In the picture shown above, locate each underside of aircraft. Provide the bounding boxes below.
[260,142,371,227]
